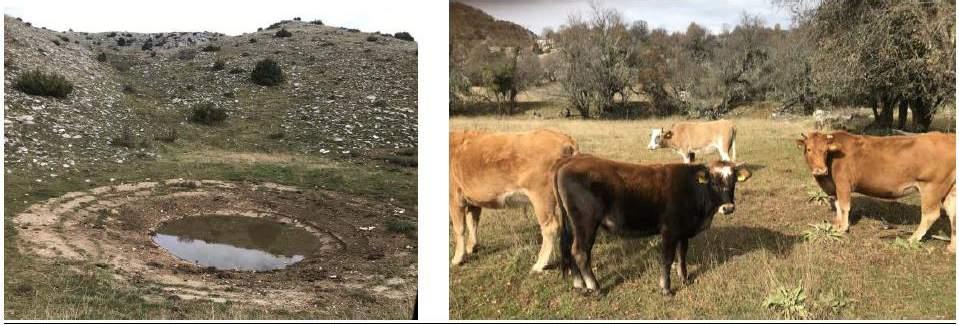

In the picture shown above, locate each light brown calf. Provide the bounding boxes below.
[796,131,956,253]
[648,119,737,163]
[449,129,578,271]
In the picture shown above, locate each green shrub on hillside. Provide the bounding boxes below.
[394,32,414,42]
[251,58,284,86]
[96,52,108,62]
[212,59,225,71]
[189,102,227,125]
[14,69,74,99]
[274,28,292,38]
[201,45,220,52]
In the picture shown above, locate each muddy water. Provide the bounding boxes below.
[152,215,322,271]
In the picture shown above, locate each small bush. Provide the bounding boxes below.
[251,58,284,86]
[366,35,378,42]
[14,69,74,99]
[248,38,257,43]
[150,51,157,58]
[189,102,227,125]
[122,84,136,94]
[212,59,225,71]
[310,20,323,25]
[257,27,263,32]
[58,35,70,42]
[141,40,153,51]
[51,39,61,46]
[116,37,127,46]
[293,17,301,21]
[274,28,292,38]
[228,67,245,74]
[393,32,414,42]
[201,44,220,52]
[106,32,116,37]
[267,131,285,139]
[240,52,251,57]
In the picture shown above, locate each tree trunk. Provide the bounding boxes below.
[877,96,895,128]
[910,96,933,131]
[897,99,909,130]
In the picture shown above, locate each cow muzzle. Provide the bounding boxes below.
[647,144,659,150]
[719,204,735,215]
[811,168,828,176]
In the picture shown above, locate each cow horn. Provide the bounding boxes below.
[800,133,807,139]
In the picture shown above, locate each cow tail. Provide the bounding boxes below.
[553,158,574,277]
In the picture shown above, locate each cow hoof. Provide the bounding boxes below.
[660,288,675,297]
[577,288,601,297]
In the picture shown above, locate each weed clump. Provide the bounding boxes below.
[189,102,227,125]
[14,69,74,99]
[251,58,285,86]
[201,44,220,52]
[212,59,225,71]
[763,285,809,320]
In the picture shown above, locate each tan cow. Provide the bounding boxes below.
[796,131,956,253]
[449,129,578,271]
[648,120,737,163]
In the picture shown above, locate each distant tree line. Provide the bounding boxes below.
[450,0,955,131]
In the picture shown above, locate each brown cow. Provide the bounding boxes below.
[556,156,751,295]
[648,120,737,163]
[796,131,956,253]
[449,129,578,271]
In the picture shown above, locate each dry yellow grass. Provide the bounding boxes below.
[449,115,956,320]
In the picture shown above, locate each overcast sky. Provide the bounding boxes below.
[4,0,423,36]
[459,0,795,35]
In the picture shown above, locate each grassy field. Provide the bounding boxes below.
[449,114,956,320]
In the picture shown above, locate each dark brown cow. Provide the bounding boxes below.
[555,155,751,295]
[450,129,578,271]
[796,131,956,253]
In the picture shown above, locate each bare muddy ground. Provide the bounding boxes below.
[13,179,416,314]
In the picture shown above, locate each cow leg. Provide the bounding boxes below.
[465,206,481,254]
[833,184,852,233]
[572,218,600,293]
[676,238,689,285]
[718,141,731,162]
[659,235,679,296]
[530,192,560,273]
[450,199,468,266]
[943,187,956,254]
[910,186,944,243]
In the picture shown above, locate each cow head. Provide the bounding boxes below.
[795,132,840,176]
[696,161,751,215]
[648,128,672,150]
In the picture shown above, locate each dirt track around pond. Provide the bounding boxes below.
[13,179,416,312]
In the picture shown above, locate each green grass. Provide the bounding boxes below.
[449,113,955,320]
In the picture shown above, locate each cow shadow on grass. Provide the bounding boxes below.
[596,225,800,294]
[850,196,920,226]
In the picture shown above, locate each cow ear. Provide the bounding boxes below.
[735,167,752,182]
[696,170,708,184]
[795,139,805,149]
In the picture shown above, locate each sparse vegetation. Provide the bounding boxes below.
[274,28,292,38]
[14,69,74,99]
[310,20,323,25]
[189,102,227,125]
[153,128,178,143]
[177,49,196,60]
[366,35,378,42]
[228,67,245,74]
[806,188,831,206]
[201,44,220,52]
[212,59,225,71]
[251,58,285,86]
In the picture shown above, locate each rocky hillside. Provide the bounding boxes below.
[4,16,417,180]
[450,2,535,51]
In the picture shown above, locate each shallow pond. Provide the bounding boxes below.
[152,215,322,271]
